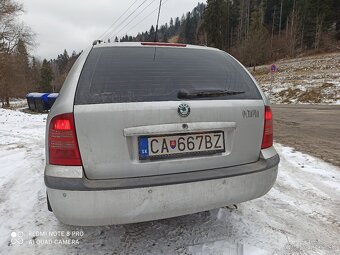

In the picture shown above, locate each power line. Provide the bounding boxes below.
[111,0,157,40]
[106,0,150,40]
[124,0,170,37]
[98,0,140,40]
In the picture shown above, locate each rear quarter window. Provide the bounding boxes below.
[75,46,262,105]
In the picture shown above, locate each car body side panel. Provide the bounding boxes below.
[45,47,91,164]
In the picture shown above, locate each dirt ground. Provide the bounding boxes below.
[272,104,340,167]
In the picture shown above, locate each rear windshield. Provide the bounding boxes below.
[75,46,262,104]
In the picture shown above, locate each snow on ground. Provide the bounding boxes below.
[250,52,340,104]
[0,108,339,255]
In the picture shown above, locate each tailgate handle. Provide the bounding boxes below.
[123,122,236,137]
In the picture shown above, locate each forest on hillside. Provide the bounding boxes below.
[120,0,340,68]
[1,0,339,106]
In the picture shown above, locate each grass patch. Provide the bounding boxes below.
[320,82,335,89]
[276,83,338,103]
[278,88,302,100]
[297,83,336,103]
[298,90,323,103]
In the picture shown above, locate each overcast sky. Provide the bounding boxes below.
[19,0,203,60]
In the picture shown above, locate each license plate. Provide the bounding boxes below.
[138,131,225,160]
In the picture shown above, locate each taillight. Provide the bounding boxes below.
[261,106,273,149]
[48,113,82,166]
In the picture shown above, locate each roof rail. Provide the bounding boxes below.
[93,40,103,46]
[141,42,186,47]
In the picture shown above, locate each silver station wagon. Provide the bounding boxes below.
[45,42,279,226]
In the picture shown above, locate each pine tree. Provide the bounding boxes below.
[170,18,174,27]
[175,17,181,31]
[183,11,199,44]
[31,57,41,90]
[242,8,270,70]
[149,25,155,41]
[15,39,30,93]
[56,49,69,73]
[204,0,230,49]
[39,59,53,92]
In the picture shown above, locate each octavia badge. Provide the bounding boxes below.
[178,103,190,117]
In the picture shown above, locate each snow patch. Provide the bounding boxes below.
[0,108,339,254]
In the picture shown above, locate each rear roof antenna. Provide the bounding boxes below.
[154,0,163,42]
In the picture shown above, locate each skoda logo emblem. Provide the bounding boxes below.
[178,103,190,117]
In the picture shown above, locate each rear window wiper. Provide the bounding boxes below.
[177,89,245,99]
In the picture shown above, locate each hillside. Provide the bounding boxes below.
[120,0,340,68]
[251,52,340,104]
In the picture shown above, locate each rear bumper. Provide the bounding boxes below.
[46,152,279,226]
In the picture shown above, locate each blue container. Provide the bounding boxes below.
[26,93,50,112]
[47,93,59,109]
[26,93,38,110]
[36,93,50,111]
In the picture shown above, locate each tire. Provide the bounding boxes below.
[47,193,53,212]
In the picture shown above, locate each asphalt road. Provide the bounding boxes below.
[272,104,340,167]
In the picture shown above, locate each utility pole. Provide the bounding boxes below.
[154,0,163,42]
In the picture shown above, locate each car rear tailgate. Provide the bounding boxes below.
[74,100,264,179]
